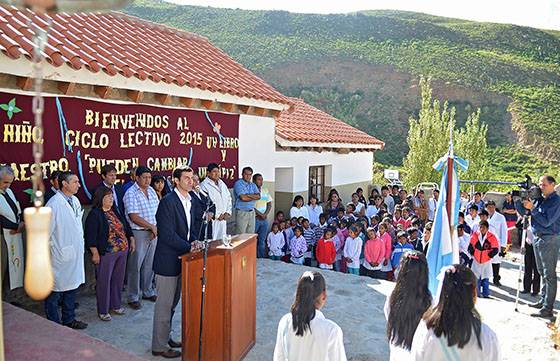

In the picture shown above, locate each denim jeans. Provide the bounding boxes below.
[477,278,490,297]
[533,234,560,311]
[255,218,269,258]
[45,288,77,325]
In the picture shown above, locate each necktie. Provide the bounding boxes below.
[1,191,19,223]
[67,197,74,212]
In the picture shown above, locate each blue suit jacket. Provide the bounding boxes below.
[153,191,202,276]
[189,190,214,241]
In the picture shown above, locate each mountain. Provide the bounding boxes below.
[124,0,560,179]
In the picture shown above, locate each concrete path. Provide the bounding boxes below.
[15,256,559,360]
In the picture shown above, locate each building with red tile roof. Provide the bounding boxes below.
[276,97,384,151]
[0,4,384,219]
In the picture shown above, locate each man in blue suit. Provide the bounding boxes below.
[151,166,204,358]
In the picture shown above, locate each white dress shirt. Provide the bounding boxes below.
[174,188,192,239]
[273,310,347,361]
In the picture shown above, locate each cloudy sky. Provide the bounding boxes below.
[165,0,560,31]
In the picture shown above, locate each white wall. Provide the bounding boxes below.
[238,114,374,191]
[238,114,276,181]
[275,168,294,192]
[274,151,373,192]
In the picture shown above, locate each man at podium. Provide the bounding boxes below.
[151,166,205,359]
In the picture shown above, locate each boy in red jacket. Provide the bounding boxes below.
[316,227,337,270]
[468,220,499,298]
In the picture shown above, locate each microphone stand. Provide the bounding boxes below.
[197,196,213,361]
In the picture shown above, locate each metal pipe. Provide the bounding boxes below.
[459,180,519,185]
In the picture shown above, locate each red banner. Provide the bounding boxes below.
[0,91,239,203]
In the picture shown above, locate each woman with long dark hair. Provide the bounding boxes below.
[385,250,431,360]
[290,195,310,219]
[325,190,342,219]
[411,264,500,361]
[151,175,169,200]
[273,271,346,361]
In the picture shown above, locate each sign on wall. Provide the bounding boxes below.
[0,91,239,203]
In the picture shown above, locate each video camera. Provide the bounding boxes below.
[512,175,542,201]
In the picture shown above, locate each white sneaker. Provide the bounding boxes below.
[99,313,112,321]
[111,307,126,315]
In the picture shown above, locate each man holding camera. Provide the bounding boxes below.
[524,175,560,319]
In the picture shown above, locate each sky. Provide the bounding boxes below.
[165,0,560,31]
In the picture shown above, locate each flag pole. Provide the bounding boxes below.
[446,124,453,222]
[446,120,458,264]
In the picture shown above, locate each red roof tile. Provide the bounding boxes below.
[0,6,289,106]
[276,97,384,148]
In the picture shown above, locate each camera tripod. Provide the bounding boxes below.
[514,213,529,312]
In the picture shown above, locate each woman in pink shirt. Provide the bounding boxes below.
[379,223,394,281]
[361,228,386,279]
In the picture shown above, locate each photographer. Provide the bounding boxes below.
[523,175,560,319]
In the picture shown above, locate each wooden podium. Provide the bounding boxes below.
[181,234,257,361]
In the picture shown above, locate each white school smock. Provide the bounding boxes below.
[343,236,362,269]
[290,206,310,220]
[411,320,501,361]
[488,211,508,264]
[200,177,232,240]
[273,310,347,361]
[470,232,493,280]
[465,214,480,230]
[306,204,323,226]
[46,192,85,292]
[267,231,285,257]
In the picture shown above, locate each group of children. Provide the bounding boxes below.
[267,187,510,300]
[266,190,434,281]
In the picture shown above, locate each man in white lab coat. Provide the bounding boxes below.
[0,165,24,298]
[44,171,88,329]
[200,163,232,241]
[486,200,508,286]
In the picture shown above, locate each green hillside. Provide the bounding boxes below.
[125,0,560,177]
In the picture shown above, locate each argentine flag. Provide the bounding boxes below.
[426,150,468,295]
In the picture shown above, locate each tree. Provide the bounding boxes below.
[454,109,490,189]
[403,77,489,189]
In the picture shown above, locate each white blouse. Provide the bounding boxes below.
[411,320,501,361]
[273,310,347,361]
[290,206,310,220]
[306,204,324,226]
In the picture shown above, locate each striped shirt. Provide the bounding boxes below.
[314,223,327,243]
[303,227,316,245]
[123,182,159,230]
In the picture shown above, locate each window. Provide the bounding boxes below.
[309,166,325,203]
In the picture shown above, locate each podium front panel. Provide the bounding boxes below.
[230,240,256,359]
[183,253,226,361]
